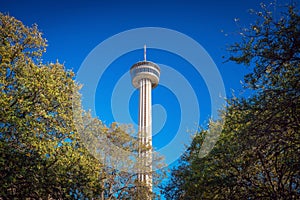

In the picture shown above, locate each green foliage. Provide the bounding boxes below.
[0,13,105,199]
[229,3,300,90]
[78,116,166,199]
[162,3,300,200]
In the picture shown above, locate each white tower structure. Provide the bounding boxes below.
[130,45,160,191]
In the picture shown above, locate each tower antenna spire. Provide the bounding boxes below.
[144,44,147,61]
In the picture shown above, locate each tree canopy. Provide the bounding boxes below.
[162,3,299,199]
[0,13,105,199]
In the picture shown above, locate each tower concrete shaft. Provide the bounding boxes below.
[138,78,153,187]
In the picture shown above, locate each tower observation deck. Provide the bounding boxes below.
[130,45,160,193]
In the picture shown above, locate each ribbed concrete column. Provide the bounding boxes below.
[138,78,152,189]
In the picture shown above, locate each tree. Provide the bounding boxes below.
[78,113,166,200]
[162,3,299,199]
[0,13,106,199]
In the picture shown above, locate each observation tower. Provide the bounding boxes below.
[130,45,160,192]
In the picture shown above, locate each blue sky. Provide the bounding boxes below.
[0,0,291,196]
